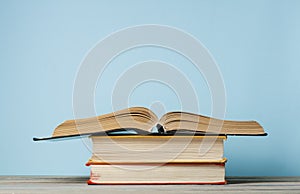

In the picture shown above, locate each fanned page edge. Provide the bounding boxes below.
[33,107,267,141]
[159,111,266,135]
[50,107,158,139]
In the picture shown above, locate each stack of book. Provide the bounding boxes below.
[34,107,266,184]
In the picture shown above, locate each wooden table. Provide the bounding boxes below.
[0,176,299,193]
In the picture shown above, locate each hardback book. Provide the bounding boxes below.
[33,107,266,141]
[86,161,226,185]
[88,135,226,163]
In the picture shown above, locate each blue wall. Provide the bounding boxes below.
[1,0,300,176]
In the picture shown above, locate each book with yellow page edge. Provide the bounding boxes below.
[33,107,267,141]
[88,135,226,163]
[87,158,227,185]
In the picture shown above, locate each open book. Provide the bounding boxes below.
[33,107,266,141]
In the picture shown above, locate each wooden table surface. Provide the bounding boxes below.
[0,176,300,193]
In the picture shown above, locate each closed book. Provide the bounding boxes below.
[87,160,226,185]
[89,135,226,164]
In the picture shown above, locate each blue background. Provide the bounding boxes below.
[1,0,299,176]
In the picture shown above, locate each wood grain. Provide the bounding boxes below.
[0,176,299,194]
